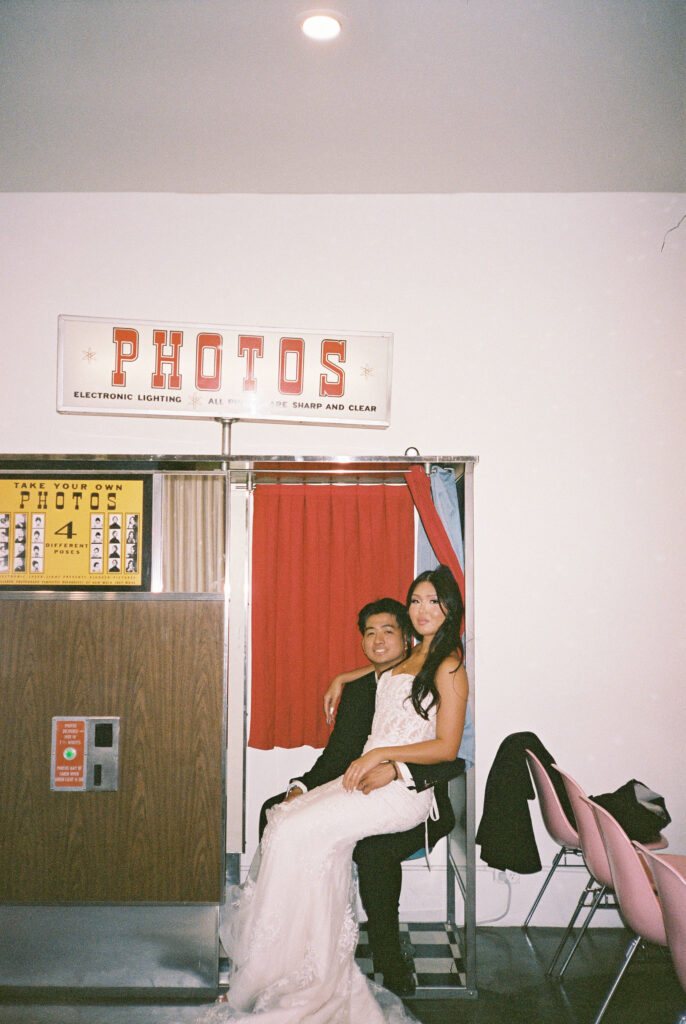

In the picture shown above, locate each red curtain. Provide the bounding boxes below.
[249,484,414,750]
[404,466,465,600]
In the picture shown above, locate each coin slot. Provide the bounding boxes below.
[94,722,113,747]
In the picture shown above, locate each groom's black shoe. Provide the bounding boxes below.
[382,960,416,998]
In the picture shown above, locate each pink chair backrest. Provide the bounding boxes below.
[554,765,613,889]
[584,796,666,946]
[639,846,686,993]
[525,749,579,849]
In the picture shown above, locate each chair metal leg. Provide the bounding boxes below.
[556,884,607,979]
[546,874,595,976]
[591,933,641,1024]
[523,848,565,928]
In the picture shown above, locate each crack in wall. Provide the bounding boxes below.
[661,213,686,252]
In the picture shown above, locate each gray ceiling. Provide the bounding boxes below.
[1,0,684,193]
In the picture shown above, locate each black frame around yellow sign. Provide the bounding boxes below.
[0,475,152,590]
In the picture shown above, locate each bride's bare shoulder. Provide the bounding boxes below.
[436,653,468,697]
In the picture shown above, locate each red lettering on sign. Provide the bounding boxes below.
[238,335,264,392]
[151,330,183,389]
[111,328,139,387]
[319,339,346,397]
[195,333,222,391]
[278,338,304,396]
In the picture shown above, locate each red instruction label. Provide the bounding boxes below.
[53,719,86,789]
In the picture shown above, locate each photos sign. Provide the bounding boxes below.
[57,315,393,426]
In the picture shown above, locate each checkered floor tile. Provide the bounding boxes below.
[355,921,466,995]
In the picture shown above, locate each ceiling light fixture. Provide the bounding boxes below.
[301,12,342,42]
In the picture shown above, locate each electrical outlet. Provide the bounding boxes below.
[494,869,520,884]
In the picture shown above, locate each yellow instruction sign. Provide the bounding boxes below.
[0,477,149,588]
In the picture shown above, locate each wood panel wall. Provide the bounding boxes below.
[0,599,224,903]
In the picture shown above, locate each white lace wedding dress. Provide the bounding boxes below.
[200,671,436,1024]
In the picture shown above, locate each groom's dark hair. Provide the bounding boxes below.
[357,597,412,640]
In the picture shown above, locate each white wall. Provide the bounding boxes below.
[1,192,684,924]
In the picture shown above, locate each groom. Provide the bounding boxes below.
[258,597,466,998]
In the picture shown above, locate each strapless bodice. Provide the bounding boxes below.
[363,670,436,752]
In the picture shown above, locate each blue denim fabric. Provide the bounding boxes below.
[416,465,465,570]
[416,465,474,770]
[458,704,475,771]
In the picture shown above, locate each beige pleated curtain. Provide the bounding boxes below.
[162,475,225,593]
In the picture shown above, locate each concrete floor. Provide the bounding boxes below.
[0,927,683,1024]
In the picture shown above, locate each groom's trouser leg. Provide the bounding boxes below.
[258,792,288,839]
[353,822,426,974]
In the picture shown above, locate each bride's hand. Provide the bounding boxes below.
[342,750,383,792]
[356,761,396,795]
[323,675,345,724]
[324,666,374,723]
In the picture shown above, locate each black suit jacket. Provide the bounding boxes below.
[476,731,574,874]
[292,671,465,850]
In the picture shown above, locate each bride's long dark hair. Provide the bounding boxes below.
[408,564,464,719]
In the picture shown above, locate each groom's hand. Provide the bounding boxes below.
[357,761,396,795]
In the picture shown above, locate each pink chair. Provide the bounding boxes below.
[523,749,584,927]
[638,846,686,999]
[584,796,667,1024]
[550,766,617,978]
[552,766,668,980]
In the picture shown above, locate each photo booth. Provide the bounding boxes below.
[0,451,477,998]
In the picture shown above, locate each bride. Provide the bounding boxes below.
[204,565,468,1023]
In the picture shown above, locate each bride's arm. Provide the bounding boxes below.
[323,665,372,723]
[342,657,467,791]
